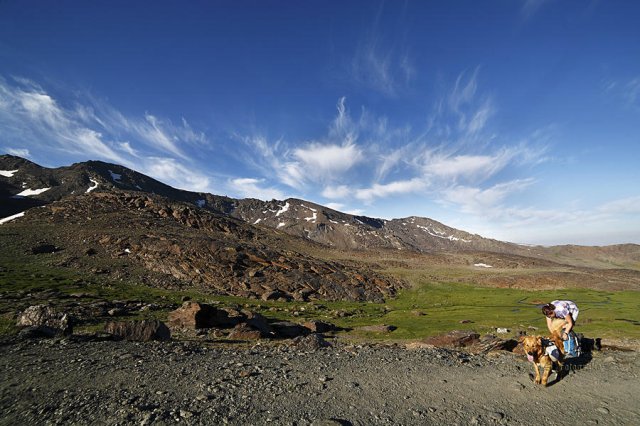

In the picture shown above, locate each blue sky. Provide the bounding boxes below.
[1,0,639,246]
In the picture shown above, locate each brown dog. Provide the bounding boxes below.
[519,332,565,386]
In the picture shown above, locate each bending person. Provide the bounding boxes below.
[542,300,579,340]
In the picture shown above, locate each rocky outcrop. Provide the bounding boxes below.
[227,323,263,340]
[167,302,240,330]
[15,190,406,302]
[16,305,73,335]
[303,320,339,333]
[104,320,171,341]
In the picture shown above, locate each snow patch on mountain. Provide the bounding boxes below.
[14,187,51,197]
[275,202,290,217]
[86,179,99,193]
[0,169,18,177]
[0,211,25,225]
[416,224,470,243]
[300,204,318,222]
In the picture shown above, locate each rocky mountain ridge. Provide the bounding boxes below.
[1,185,404,302]
[2,154,640,268]
[0,155,513,254]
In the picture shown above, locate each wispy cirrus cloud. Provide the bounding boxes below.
[418,142,546,184]
[0,76,214,192]
[237,69,548,215]
[443,68,496,138]
[422,152,509,181]
[238,97,365,190]
[228,177,286,200]
[5,147,31,158]
[293,143,362,179]
[322,185,352,200]
[440,179,536,215]
[143,157,211,192]
[597,195,640,215]
[325,202,345,212]
[349,2,415,98]
[0,79,128,164]
[602,75,640,109]
[237,134,306,190]
[351,41,414,97]
[355,177,428,203]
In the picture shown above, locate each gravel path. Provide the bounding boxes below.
[1,337,639,425]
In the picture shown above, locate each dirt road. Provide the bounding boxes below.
[1,336,638,425]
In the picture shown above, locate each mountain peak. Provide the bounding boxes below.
[0,156,525,253]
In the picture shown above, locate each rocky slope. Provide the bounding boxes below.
[1,187,403,302]
[3,154,640,299]
[4,154,640,268]
[0,155,538,255]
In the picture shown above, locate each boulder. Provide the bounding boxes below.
[292,289,314,301]
[219,307,248,327]
[16,305,73,335]
[167,302,239,329]
[290,333,330,351]
[303,320,338,333]
[104,320,171,341]
[241,310,273,336]
[261,290,288,301]
[227,323,262,340]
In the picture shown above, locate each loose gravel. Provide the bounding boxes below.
[1,336,639,425]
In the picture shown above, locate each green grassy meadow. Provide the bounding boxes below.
[336,281,640,341]
[1,249,639,342]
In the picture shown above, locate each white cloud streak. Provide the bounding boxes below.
[0,80,129,164]
[5,147,31,157]
[237,73,549,224]
[239,98,364,190]
[322,185,352,199]
[0,76,215,193]
[293,143,362,177]
[598,196,640,215]
[325,202,345,211]
[349,10,415,98]
[229,177,285,200]
[441,179,536,214]
[142,157,211,192]
[355,178,428,203]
